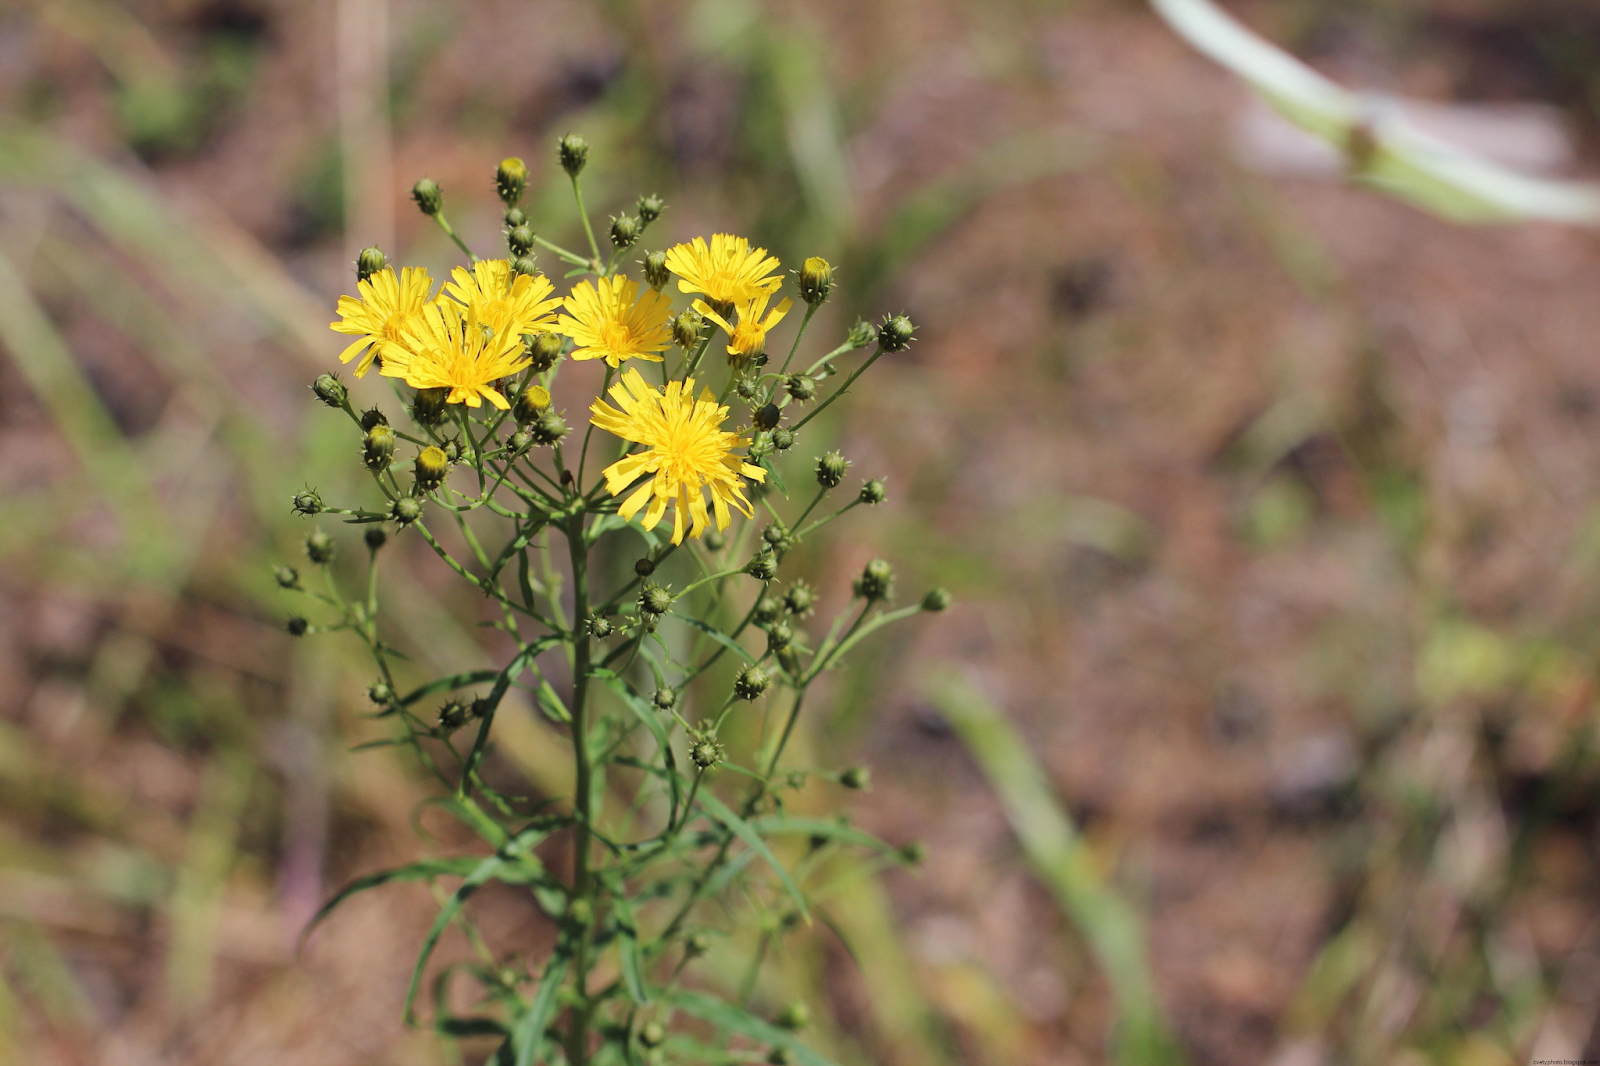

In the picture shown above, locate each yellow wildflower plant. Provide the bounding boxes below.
[558,274,674,367]
[441,259,562,340]
[380,301,528,409]
[330,266,435,377]
[663,234,783,307]
[589,368,766,544]
[694,291,795,360]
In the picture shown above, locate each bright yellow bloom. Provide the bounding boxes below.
[694,292,794,360]
[442,259,562,341]
[330,266,435,378]
[380,302,528,409]
[664,234,783,307]
[590,368,767,544]
[557,275,674,367]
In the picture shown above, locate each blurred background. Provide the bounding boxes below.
[7,0,1600,1063]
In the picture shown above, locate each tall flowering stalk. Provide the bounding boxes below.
[286,139,944,1065]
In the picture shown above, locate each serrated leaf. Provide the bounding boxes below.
[694,789,807,920]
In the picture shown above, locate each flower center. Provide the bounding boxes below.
[730,321,765,356]
[601,322,636,352]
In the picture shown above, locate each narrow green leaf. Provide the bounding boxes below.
[300,857,486,949]
[750,816,900,858]
[694,789,807,920]
[404,854,507,1023]
[665,990,840,1066]
[674,616,754,662]
[612,893,651,1005]
[511,953,570,1066]
[401,670,503,706]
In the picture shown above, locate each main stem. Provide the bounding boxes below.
[566,513,596,1066]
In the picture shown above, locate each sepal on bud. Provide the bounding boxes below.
[609,215,639,249]
[525,332,564,372]
[798,256,833,306]
[411,178,442,216]
[414,446,448,492]
[311,373,346,408]
[642,250,669,290]
[921,587,952,612]
[878,313,915,352]
[363,424,396,471]
[854,559,893,601]
[356,246,388,283]
[859,478,887,505]
[558,134,589,177]
[411,387,448,426]
[292,490,323,516]
[495,156,527,205]
[734,665,771,700]
[815,451,849,488]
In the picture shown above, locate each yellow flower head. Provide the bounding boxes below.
[664,234,783,307]
[558,275,674,368]
[590,368,767,544]
[694,291,794,361]
[380,301,528,409]
[442,259,562,341]
[330,266,435,378]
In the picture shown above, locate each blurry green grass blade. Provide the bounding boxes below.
[665,989,841,1066]
[165,747,253,1009]
[2,919,92,1027]
[931,674,1185,1066]
[769,28,857,239]
[1148,0,1600,224]
[694,788,807,920]
[511,953,569,1066]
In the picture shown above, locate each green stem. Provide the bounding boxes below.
[571,175,602,267]
[565,511,596,1066]
[431,212,478,262]
[534,234,591,268]
[792,346,884,431]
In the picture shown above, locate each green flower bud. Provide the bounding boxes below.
[529,410,568,446]
[762,525,789,549]
[671,310,701,349]
[391,496,423,526]
[567,897,593,927]
[768,1048,792,1066]
[845,319,876,350]
[686,932,711,957]
[783,582,815,616]
[754,596,782,624]
[438,700,468,731]
[504,206,528,228]
[859,478,887,505]
[292,489,323,516]
[609,214,639,249]
[771,428,796,452]
[921,588,952,612]
[507,429,533,455]
[653,688,678,711]
[495,156,527,205]
[415,446,448,491]
[443,437,465,463]
[588,615,614,638]
[558,134,589,177]
[786,375,817,403]
[411,386,448,426]
[754,403,781,431]
[367,681,393,705]
[411,177,442,216]
[512,254,540,277]
[773,1003,810,1031]
[642,249,669,290]
[469,697,489,720]
[508,224,535,257]
[525,331,564,372]
[704,529,727,551]
[637,193,665,224]
[815,451,849,488]
[364,526,387,551]
[513,384,551,425]
[735,376,760,401]
[311,373,346,408]
[734,665,771,701]
[360,406,389,431]
[745,552,778,581]
[305,529,335,565]
[798,256,833,306]
[854,559,893,601]
[840,765,871,790]
[355,245,388,283]
[274,565,300,590]
[638,582,673,616]
[363,424,396,471]
[899,841,926,865]
[878,314,915,352]
[766,621,793,650]
[634,557,656,577]
[286,615,308,636]
[640,1022,666,1048]
[690,735,725,770]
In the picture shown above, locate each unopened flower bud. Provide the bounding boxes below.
[512,254,540,277]
[771,427,796,452]
[840,766,871,790]
[507,429,533,455]
[558,134,589,177]
[815,451,848,488]
[504,206,527,229]
[640,1022,666,1048]
[786,375,816,403]
[529,410,568,446]
[589,615,614,638]
[609,215,639,249]
[762,525,789,549]
[356,245,388,283]
[899,841,926,865]
[367,681,392,704]
[768,1049,792,1066]
[363,424,396,471]
[798,256,833,306]
[495,156,527,205]
[411,386,448,426]
[783,582,815,616]
[686,932,711,957]
[311,373,346,408]
[855,559,893,601]
[364,526,387,551]
[845,319,876,350]
[391,496,422,525]
[360,406,388,431]
[411,178,442,216]
[671,311,701,349]
[859,478,887,505]
[567,898,593,927]
[878,314,915,352]
[469,698,489,720]
[653,688,678,711]
[438,700,468,731]
[642,249,669,290]
[735,376,759,401]
[526,332,564,372]
[745,552,778,582]
[704,529,727,551]
[921,587,952,612]
[286,615,308,636]
[304,530,335,566]
[754,596,782,624]
[754,403,780,430]
[513,384,551,425]
[773,1003,810,1031]
[507,224,535,257]
[639,582,673,616]
[414,446,448,491]
[443,437,465,463]
[275,565,300,589]
[292,489,323,516]
[734,665,771,700]
[767,621,793,650]
[690,735,725,770]
[634,557,656,577]
[637,193,665,224]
